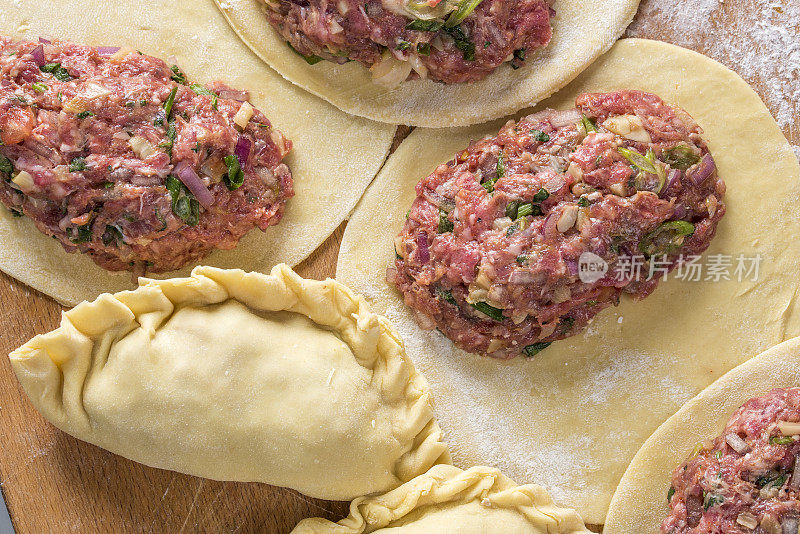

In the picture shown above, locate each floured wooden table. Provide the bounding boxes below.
[0,0,797,531]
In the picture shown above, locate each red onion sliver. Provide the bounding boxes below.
[38,37,52,44]
[792,456,800,489]
[689,154,716,186]
[217,88,249,102]
[174,161,215,209]
[725,433,750,454]
[234,136,251,167]
[416,232,430,264]
[31,44,45,66]
[97,46,121,56]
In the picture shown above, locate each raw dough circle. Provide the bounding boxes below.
[336,38,800,523]
[0,0,395,305]
[603,337,800,534]
[214,0,641,128]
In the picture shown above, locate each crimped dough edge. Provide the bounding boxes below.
[9,263,451,496]
[292,464,591,533]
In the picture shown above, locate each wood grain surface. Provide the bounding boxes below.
[0,1,797,532]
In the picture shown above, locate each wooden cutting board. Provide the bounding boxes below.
[0,1,797,531]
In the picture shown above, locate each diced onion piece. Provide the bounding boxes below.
[12,170,35,191]
[492,216,513,232]
[128,136,157,159]
[725,433,750,454]
[601,114,652,143]
[486,339,504,353]
[779,421,800,436]
[329,18,344,33]
[567,162,583,182]
[337,0,349,14]
[175,161,215,209]
[407,53,428,79]
[610,183,627,196]
[557,206,578,233]
[63,97,89,114]
[552,286,570,304]
[110,46,135,62]
[82,82,112,100]
[233,101,254,129]
[370,51,412,88]
[736,513,758,530]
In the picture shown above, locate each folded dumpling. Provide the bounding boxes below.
[292,465,591,533]
[9,264,450,500]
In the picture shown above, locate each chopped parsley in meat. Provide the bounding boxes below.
[664,388,800,533]
[0,36,294,273]
[263,0,553,84]
[389,90,725,358]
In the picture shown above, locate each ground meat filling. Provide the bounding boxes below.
[263,0,553,84]
[0,37,293,273]
[389,90,726,359]
[664,388,800,534]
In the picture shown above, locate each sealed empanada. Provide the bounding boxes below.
[292,465,590,533]
[9,264,450,501]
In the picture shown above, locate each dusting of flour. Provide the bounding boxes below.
[628,0,800,135]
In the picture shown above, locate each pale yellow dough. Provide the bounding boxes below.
[214,0,640,127]
[0,0,395,305]
[336,38,800,523]
[604,337,800,533]
[291,464,590,533]
[9,264,450,501]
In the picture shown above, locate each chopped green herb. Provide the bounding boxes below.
[189,84,218,110]
[506,222,518,236]
[470,301,505,322]
[530,129,549,142]
[438,209,454,233]
[515,255,527,265]
[406,19,444,32]
[223,154,245,190]
[9,208,23,217]
[559,317,575,333]
[436,287,458,307]
[101,224,124,247]
[69,157,87,172]
[667,486,675,503]
[618,147,659,175]
[703,492,723,511]
[522,342,551,357]
[40,62,73,81]
[159,121,177,154]
[31,82,47,93]
[444,25,476,61]
[416,42,431,55]
[714,450,723,459]
[484,41,491,48]
[154,206,167,232]
[505,200,520,219]
[577,196,590,207]
[586,299,597,306]
[496,151,505,180]
[770,435,794,445]
[162,86,178,119]
[170,65,188,85]
[513,48,526,62]
[532,188,549,202]
[287,43,323,65]
[580,115,597,134]
[756,472,787,489]
[662,144,701,170]
[639,220,695,257]
[165,175,199,226]
[445,0,485,27]
[0,155,13,177]
[67,223,92,243]
[396,40,412,51]
[103,182,114,189]
[76,110,95,119]
[516,202,540,218]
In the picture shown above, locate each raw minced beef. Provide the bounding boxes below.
[0,36,293,273]
[664,388,800,534]
[263,0,553,84]
[389,90,726,359]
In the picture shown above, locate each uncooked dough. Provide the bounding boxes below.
[9,264,450,501]
[0,0,395,305]
[336,38,800,523]
[215,0,641,127]
[604,337,800,534]
[291,464,590,533]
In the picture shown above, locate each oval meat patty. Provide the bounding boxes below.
[664,388,800,534]
[0,37,293,273]
[389,90,726,359]
[263,0,553,84]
